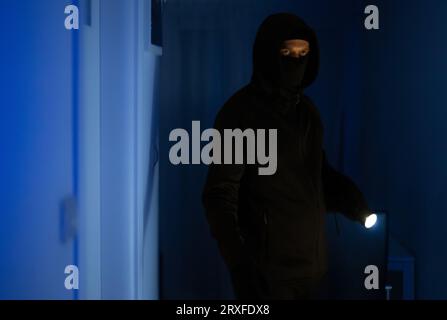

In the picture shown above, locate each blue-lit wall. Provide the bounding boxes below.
[0,0,159,299]
[358,0,447,299]
[0,0,75,299]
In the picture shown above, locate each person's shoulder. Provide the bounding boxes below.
[301,94,317,108]
[214,85,254,128]
[302,94,321,115]
[221,85,253,112]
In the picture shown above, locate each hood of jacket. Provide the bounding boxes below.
[251,13,319,110]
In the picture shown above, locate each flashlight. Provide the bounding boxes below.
[364,213,377,229]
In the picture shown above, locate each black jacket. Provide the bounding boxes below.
[202,13,369,283]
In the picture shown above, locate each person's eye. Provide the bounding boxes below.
[300,50,309,57]
[280,49,290,56]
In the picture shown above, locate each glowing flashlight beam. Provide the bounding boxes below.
[364,213,377,229]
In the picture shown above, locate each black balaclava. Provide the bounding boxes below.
[251,13,319,113]
[279,54,309,97]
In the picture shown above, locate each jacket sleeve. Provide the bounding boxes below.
[202,107,247,271]
[322,151,370,223]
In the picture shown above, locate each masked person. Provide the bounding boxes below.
[202,13,372,300]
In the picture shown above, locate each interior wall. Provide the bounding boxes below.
[98,0,160,299]
[359,0,447,299]
[136,0,160,300]
[0,0,158,300]
[0,0,75,299]
[78,0,102,300]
